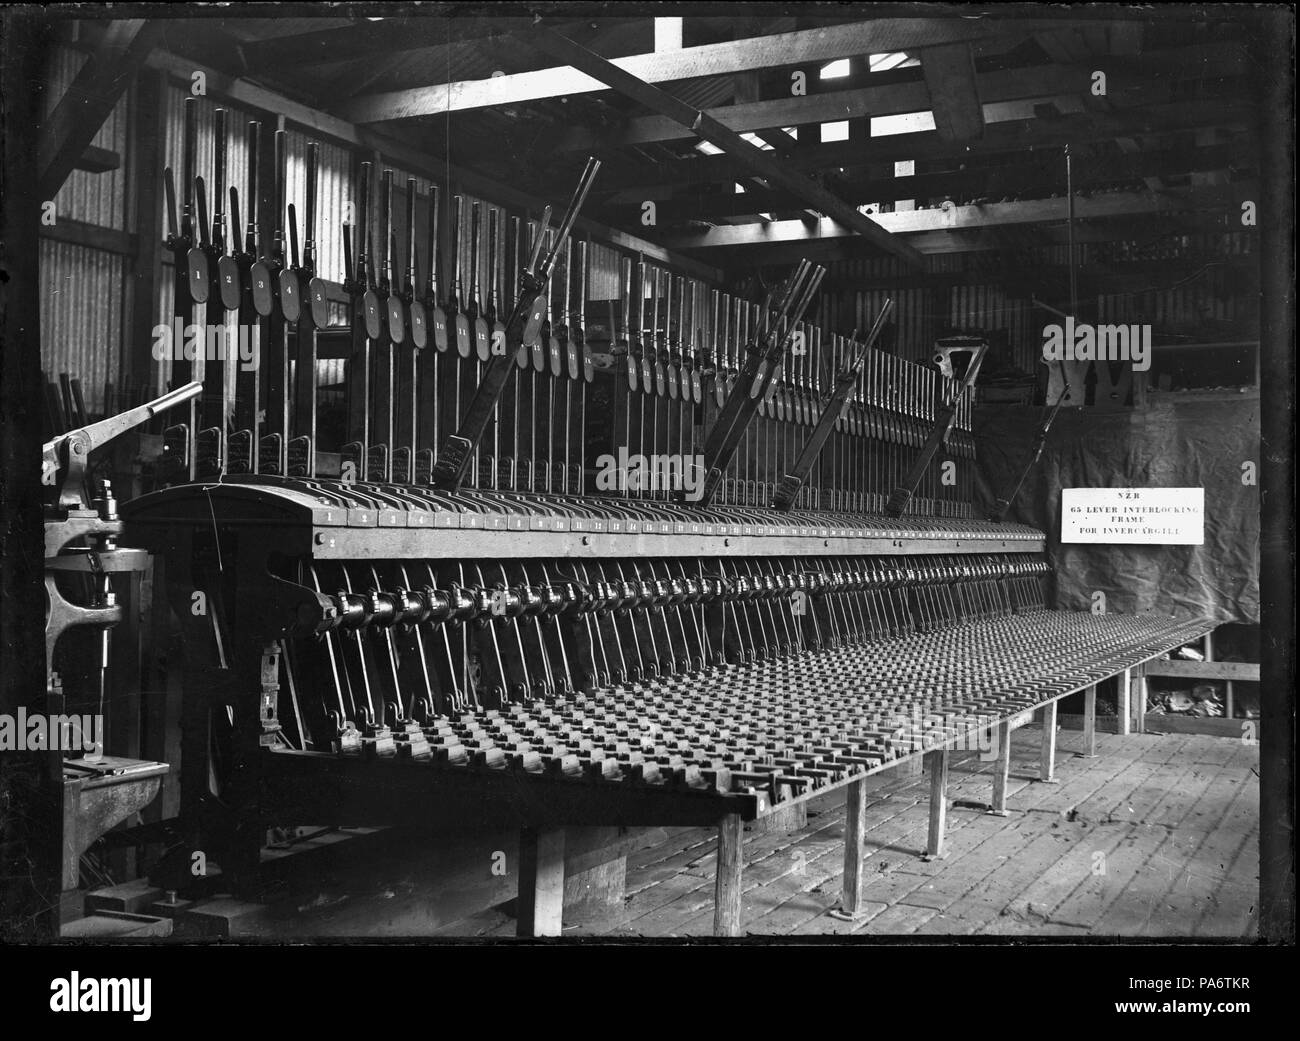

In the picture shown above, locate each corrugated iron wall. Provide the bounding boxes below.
[47,47,128,230]
[822,231,1258,376]
[39,240,125,417]
[39,45,131,418]
[947,283,1036,370]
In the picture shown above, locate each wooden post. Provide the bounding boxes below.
[987,721,1012,816]
[923,748,950,860]
[127,68,166,397]
[1133,664,1147,734]
[1206,630,1234,719]
[1117,668,1132,736]
[1080,684,1098,758]
[516,827,566,938]
[832,778,869,918]
[713,813,744,937]
[1039,700,1059,782]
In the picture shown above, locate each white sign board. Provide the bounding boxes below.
[1061,488,1204,545]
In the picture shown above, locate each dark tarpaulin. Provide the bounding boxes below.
[973,398,1260,624]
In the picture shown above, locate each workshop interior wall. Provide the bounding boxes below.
[974,398,1261,624]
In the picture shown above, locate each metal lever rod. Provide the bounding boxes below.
[988,372,1071,522]
[695,262,825,507]
[773,299,893,512]
[886,341,988,518]
[45,382,204,509]
[429,160,601,492]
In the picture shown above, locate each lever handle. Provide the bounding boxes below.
[229,187,241,251]
[305,141,318,252]
[163,167,179,240]
[287,203,300,270]
[194,177,210,247]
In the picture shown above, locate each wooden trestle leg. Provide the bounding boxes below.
[1080,684,1098,758]
[987,721,1013,817]
[517,827,566,938]
[1039,700,1059,783]
[922,748,949,861]
[1117,668,1132,736]
[831,777,869,919]
[1133,664,1148,734]
[713,813,744,937]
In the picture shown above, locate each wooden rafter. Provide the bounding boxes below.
[234,15,594,69]
[593,99,1252,199]
[658,184,1256,251]
[527,25,925,268]
[38,19,162,201]
[339,17,1089,123]
[597,142,1244,223]
[921,44,984,142]
[554,41,1245,153]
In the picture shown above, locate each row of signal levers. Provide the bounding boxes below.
[158,98,975,517]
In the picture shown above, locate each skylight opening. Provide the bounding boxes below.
[694,140,723,156]
[820,58,851,79]
[821,120,850,143]
[868,51,919,73]
[871,111,936,137]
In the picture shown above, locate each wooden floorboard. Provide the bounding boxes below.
[557,729,1260,939]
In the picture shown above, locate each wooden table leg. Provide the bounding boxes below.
[1039,700,1060,783]
[1117,668,1132,736]
[922,749,950,861]
[830,777,869,919]
[1206,630,1234,719]
[1080,684,1098,758]
[1134,665,1147,734]
[517,827,566,938]
[713,813,744,937]
[987,721,1012,817]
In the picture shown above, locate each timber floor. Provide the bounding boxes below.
[472,727,1260,938]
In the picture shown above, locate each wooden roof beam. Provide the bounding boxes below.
[555,41,1245,153]
[235,15,599,70]
[528,25,925,268]
[339,17,1088,123]
[593,99,1252,198]
[921,43,984,142]
[597,142,1243,222]
[698,211,1250,267]
[38,19,162,200]
[659,184,1256,251]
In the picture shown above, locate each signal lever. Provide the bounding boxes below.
[430,157,602,493]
